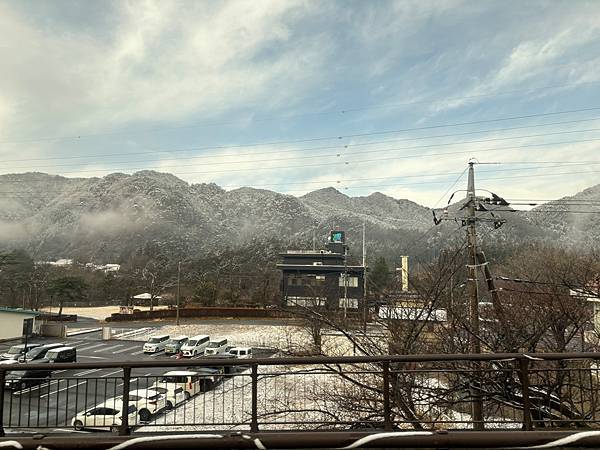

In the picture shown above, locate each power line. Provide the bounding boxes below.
[1,163,599,194]
[3,136,600,179]
[1,167,599,197]
[1,84,599,146]
[5,114,600,165]
[5,125,600,173]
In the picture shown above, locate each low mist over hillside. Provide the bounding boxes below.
[0,171,597,264]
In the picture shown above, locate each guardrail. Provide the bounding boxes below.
[1,353,600,438]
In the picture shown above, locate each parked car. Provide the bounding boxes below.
[5,368,52,390]
[164,336,188,355]
[157,371,204,398]
[204,338,228,356]
[22,343,66,362]
[195,367,225,390]
[227,347,252,359]
[143,335,170,353]
[1,343,41,361]
[72,398,137,432]
[148,383,187,410]
[127,388,167,422]
[42,346,77,363]
[180,335,209,357]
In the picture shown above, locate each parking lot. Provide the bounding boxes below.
[0,331,272,433]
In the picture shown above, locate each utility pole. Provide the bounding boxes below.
[432,159,510,432]
[466,161,481,355]
[176,261,181,326]
[466,160,484,431]
[343,245,348,319]
[362,223,367,330]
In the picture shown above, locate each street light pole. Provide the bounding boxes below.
[176,261,181,326]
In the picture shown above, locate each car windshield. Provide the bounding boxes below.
[45,351,58,359]
[152,387,167,394]
[166,339,180,345]
[160,376,181,383]
[26,347,45,358]
[148,338,162,344]
[187,340,197,346]
[207,342,221,348]
[7,347,23,355]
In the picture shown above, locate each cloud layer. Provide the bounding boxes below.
[1,0,599,207]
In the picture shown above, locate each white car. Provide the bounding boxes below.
[157,371,202,397]
[143,334,169,353]
[71,398,138,432]
[227,347,252,358]
[148,382,187,410]
[180,335,209,357]
[204,338,228,356]
[127,388,168,422]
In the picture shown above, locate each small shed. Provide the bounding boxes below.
[0,307,40,341]
[132,292,162,309]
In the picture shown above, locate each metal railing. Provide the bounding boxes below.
[2,352,600,438]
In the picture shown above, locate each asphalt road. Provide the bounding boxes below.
[0,332,271,434]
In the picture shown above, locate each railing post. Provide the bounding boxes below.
[519,357,533,431]
[0,369,5,437]
[251,363,259,432]
[119,367,131,436]
[383,361,392,431]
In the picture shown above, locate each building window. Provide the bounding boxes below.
[339,275,359,287]
[286,296,326,307]
[339,298,359,308]
[288,274,325,286]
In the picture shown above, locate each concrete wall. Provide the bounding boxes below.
[0,312,36,340]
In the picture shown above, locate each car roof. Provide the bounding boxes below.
[187,335,209,340]
[163,370,198,376]
[128,388,160,397]
[170,335,188,340]
[209,337,227,342]
[47,346,74,352]
[39,343,65,348]
[9,343,40,349]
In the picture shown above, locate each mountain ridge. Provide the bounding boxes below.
[0,171,597,263]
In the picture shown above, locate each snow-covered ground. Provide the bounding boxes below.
[141,368,522,432]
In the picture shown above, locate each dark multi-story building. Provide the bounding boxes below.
[277,230,365,310]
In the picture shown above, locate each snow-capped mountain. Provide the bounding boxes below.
[0,171,596,263]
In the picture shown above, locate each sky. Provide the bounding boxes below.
[1,0,599,207]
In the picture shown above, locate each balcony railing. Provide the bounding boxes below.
[2,353,600,448]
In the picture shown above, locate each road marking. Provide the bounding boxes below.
[12,380,56,395]
[40,380,87,398]
[150,351,165,357]
[65,340,84,346]
[101,370,122,378]
[54,370,67,373]
[78,355,108,360]
[113,346,138,354]
[131,350,145,355]
[94,344,124,353]
[75,368,102,377]
[52,428,91,434]
[77,343,106,351]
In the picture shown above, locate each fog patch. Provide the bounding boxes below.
[78,210,143,236]
[0,220,31,242]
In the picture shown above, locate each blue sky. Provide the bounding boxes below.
[0,0,599,207]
